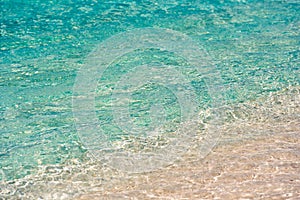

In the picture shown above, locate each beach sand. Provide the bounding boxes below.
[76,124,299,199]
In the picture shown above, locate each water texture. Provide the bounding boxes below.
[0,0,299,199]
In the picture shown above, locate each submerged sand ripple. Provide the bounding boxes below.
[77,125,299,199]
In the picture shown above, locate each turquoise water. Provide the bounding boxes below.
[0,0,299,185]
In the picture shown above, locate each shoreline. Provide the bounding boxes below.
[77,127,300,199]
[1,86,299,199]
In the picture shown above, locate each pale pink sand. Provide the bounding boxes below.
[77,122,300,200]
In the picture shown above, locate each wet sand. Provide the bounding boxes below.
[76,124,299,199]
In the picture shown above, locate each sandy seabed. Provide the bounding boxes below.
[1,87,299,200]
[76,121,300,199]
[77,87,300,199]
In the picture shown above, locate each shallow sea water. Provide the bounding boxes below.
[0,0,299,199]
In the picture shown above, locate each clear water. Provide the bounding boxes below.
[0,0,299,198]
